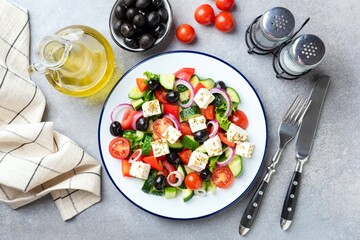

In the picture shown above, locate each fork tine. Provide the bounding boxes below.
[294,99,311,126]
[282,95,300,122]
[287,97,305,123]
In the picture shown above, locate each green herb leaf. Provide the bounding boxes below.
[144,71,160,82]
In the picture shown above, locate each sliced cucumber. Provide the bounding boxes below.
[169,140,184,152]
[136,131,145,140]
[228,155,243,177]
[200,78,216,89]
[182,188,194,202]
[141,169,157,193]
[128,86,144,100]
[131,98,144,110]
[159,74,175,90]
[180,135,200,150]
[194,144,207,153]
[177,164,186,178]
[226,87,241,103]
[179,90,190,102]
[180,106,201,121]
[164,187,177,199]
[176,84,188,93]
[206,180,217,193]
[189,75,200,87]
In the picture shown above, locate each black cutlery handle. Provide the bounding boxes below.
[240,180,268,229]
[281,171,301,221]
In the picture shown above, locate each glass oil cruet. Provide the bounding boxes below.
[29,25,115,97]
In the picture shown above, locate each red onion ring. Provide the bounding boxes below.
[207,120,219,138]
[174,79,195,108]
[210,88,232,117]
[131,111,143,130]
[110,103,134,122]
[163,113,180,130]
[216,146,235,167]
[128,149,142,163]
[166,170,184,187]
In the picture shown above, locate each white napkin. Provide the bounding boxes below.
[0,0,101,221]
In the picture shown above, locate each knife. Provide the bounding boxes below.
[280,75,330,230]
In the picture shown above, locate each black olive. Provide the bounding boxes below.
[146,11,160,28]
[139,34,155,49]
[136,0,151,9]
[200,169,212,181]
[118,0,126,6]
[152,0,162,7]
[158,7,168,22]
[120,23,135,38]
[154,175,167,190]
[212,95,223,107]
[148,79,160,90]
[166,91,180,103]
[110,121,123,136]
[152,23,166,38]
[136,116,149,131]
[124,0,136,7]
[132,24,144,37]
[194,129,209,143]
[123,37,139,48]
[216,81,227,90]
[113,20,124,35]
[166,152,180,166]
[126,7,138,22]
[115,4,127,20]
[133,13,147,27]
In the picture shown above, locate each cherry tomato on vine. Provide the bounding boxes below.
[194,4,215,25]
[215,0,235,11]
[214,11,234,32]
[176,24,196,43]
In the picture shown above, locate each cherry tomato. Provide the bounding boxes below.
[229,110,249,129]
[121,109,138,130]
[178,149,192,165]
[215,0,235,11]
[109,137,130,160]
[185,172,203,190]
[163,104,179,121]
[176,24,196,44]
[194,4,215,25]
[212,166,234,188]
[153,118,173,138]
[214,11,234,32]
[154,87,169,104]
[180,122,192,136]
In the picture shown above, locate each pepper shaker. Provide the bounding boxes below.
[278,34,326,76]
[251,7,295,51]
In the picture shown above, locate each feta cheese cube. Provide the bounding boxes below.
[204,135,223,157]
[194,88,215,109]
[162,125,182,144]
[129,161,151,180]
[188,116,207,133]
[235,142,255,158]
[227,123,248,144]
[188,151,209,172]
[142,100,162,117]
[151,138,170,157]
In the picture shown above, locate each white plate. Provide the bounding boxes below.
[98,51,268,219]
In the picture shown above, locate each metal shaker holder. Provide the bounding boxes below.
[245,7,320,80]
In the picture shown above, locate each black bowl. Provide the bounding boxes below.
[109,0,173,52]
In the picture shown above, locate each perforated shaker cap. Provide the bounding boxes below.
[290,34,326,67]
[260,7,295,41]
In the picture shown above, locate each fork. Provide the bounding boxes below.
[239,96,311,236]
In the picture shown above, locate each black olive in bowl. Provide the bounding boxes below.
[109,0,172,52]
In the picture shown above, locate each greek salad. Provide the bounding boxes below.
[108,67,255,202]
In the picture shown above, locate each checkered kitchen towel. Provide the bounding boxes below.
[0,0,101,220]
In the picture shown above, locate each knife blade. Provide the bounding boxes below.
[280,75,330,230]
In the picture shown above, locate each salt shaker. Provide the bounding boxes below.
[279,34,325,75]
[251,7,295,50]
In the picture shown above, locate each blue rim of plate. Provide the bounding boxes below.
[98,50,268,220]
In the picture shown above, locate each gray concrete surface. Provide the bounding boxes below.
[1,0,359,239]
